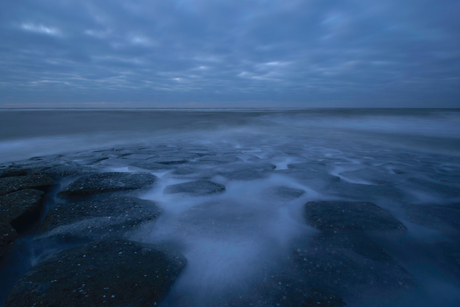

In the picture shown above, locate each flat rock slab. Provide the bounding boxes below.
[6,239,187,307]
[225,274,346,307]
[164,180,226,196]
[305,201,406,231]
[217,163,276,181]
[130,161,174,171]
[0,189,44,234]
[270,186,305,201]
[38,196,161,242]
[0,175,55,196]
[324,182,404,201]
[290,233,413,302]
[59,172,157,199]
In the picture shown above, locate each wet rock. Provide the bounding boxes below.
[403,203,460,231]
[38,196,161,242]
[6,239,187,307]
[217,163,276,181]
[290,233,413,301]
[281,163,341,186]
[30,163,86,180]
[148,153,198,165]
[270,186,305,201]
[164,180,226,196]
[58,172,157,199]
[0,168,29,178]
[130,161,173,171]
[0,174,55,196]
[0,222,19,261]
[197,155,242,164]
[338,168,403,186]
[0,189,45,234]
[324,181,404,201]
[226,274,346,307]
[304,201,406,231]
[0,189,44,260]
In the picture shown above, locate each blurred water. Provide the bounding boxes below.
[0,108,459,163]
[1,108,460,306]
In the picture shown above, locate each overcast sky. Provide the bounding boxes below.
[0,0,459,108]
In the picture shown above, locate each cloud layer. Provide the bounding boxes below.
[1,0,459,107]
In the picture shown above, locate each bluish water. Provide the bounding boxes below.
[1,108,460,306]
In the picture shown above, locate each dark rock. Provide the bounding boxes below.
[58,172,157,199]
[338,168,403,186]
[290,233,413,300]
[6,239,187,307]
[403,203,460,231]
[226,274,346,307]
[0,189,45,234]
[130,161,173,171]
[0,189,44,260]
[37,196,161,242]
[0,168,29,178]
[324,181,404,201]
[280,163,341,186]
[304,201,406,231]
[270,186,305,201]
[164,180,226,196]
[30,163,85,180]
[197,155,242,164]
[0,222,19,261]
[217,163,276,181]
[0,174,55,196]
[148,154,198,165]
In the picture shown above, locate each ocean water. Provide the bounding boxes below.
[1,108,460,306]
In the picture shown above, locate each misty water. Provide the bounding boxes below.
[1,109,460,306]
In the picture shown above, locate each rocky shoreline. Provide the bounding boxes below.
[1,142,459,306]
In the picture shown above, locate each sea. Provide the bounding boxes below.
[0,108,459,306]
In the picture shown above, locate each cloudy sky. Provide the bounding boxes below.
[0,0,459,108]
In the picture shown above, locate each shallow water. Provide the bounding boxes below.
[1,108,460,306]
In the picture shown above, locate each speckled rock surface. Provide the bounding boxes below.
[225,274,346,307]
[304,201,406,231]
[0,189,44,234]
[164,180,226,196]
[6,239,187,307]
[37,196,161,242]
[0,175,54,196]
[58,172,157,199]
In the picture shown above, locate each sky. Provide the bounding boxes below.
[0,0,459,108]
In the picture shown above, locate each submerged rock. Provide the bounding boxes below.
[37,196,161,242]
[164,180,226,196]
[0,174,55,196]
[6,239,187,307]
[58,172,157,199]
[304,201,406,231]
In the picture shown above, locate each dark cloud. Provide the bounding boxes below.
[0,0,459,107]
